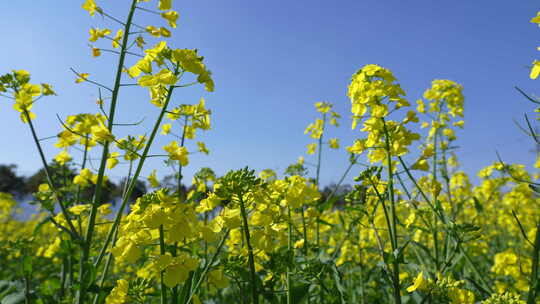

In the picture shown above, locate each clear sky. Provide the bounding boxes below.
[0,0,539,187]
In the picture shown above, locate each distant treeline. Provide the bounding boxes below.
[0,163,352,206]
[0,163,148,204]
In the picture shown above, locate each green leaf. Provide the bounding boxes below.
[529,183,540,195]
[316,218,334,227]
[331,265,346,304]
[1,291,25,304]
[32,216,51,236]
[290,281,310,304]
[179,271,194,304]
[473,196,483,213]
[22,256,32,275]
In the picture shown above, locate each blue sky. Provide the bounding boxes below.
[0,0,539,187]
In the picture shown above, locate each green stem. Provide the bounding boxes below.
[159,225,168,304]
[93,67,180,270]
[314,114,325,245]
[526,221,540,304]
[23,110,79,239]
[23,260,30,304]
[381,117,401,304]
[432,129,440,270]
[186,229,230,303]
[367,176,395,246]
[74,137,90,208]
[92,161,133,304]
[287,207,293,304]
[301,208,308,256]
[77,1,138,302]
[60,257,66,299]
[460,245,493,294]
[398,155,494,293]
[315,114,325,304]
[171,119,187,304]
[238,196,258,304]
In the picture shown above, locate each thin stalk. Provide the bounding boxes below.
[367,176,395,245]
[74,137,90,223]
[67,246,73,298]
[78,1,138,302]
[60,257,66,299]
[460,245,493,294]
[321,155,358,207]
[23,262,30,304]
[315,114,325,304]
[92,227,119,304]
[398,156,494,293]
[238,196,258,304]
[315,113,325,188]
[301,208,309,256]
[432,129,440,270]
[92,161,133,304]
[23,109,79,239]
[93,67,180,269]
[287,207,293,304]
[358,230,365,304]
[381,117,401,304]
[186,229,230,303]
[526,221,540,304]
[159,225,167,304]
[171,119,186,304]
[315,114,325,248]
[440,146,455,218]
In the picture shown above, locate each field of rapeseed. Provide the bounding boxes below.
[1,1,540,303]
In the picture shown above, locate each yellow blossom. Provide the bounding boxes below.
[161,11,179,28]
[75,73,89,83]
[159,0,172,11]
[307,143,317,155]
[82,0,102,16]
[407,271,428,292]
[148,170,160,188]
[112,29,123,48]
[55,150,72,165]
[163,141,189,165]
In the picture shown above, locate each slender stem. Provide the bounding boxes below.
[92,161,133,304]
[367,176,395,245]
[74,137,89,212]
[159,225,167,304]
[397,157,439,219]
[60,257,66,299]
[315,113,325,249]
[398,155,494,293]
[67,245,73,298]
[321,155,358,207]
[93,78,178,269]
[432,129,440,270]
[301,207,308,256]
[186,229,230,303]
[527,221,540,304]
[440,146,456,219]
[23,110,79,239]
[23,255,30,304]
[287,207,293,304]
[315,114,325,188]
[238,196,258,304]
[92,227,119,304]
[358,227,365,304]
[381,117,401,304]
[78,1,138,302]
[460,244,493,294]
[171,117,188,304]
